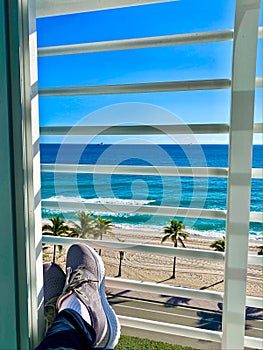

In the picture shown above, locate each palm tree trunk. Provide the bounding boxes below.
[172,256,176,278]
[53,244,56,263]
[117,258,122,277]
[117,251,124,277]
[98,231,102,256]
[172,241,177,278]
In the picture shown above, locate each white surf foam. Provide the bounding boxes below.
[45,195,155,206]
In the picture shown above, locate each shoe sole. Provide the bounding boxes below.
[89,246,121,349]
[68,244,121,349]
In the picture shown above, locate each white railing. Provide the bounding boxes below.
[41,235,263,348]
[38,0,263,348]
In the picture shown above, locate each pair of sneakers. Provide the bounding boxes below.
[43,243,120,349]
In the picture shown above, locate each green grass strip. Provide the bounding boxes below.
[115,335,198,350]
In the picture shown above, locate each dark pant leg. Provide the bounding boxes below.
[35,308,96,350]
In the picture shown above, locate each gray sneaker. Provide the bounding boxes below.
[57,243,120,349]
[43,262,66,331]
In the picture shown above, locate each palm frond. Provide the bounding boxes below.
[178,237,186,248]
[210,236,225,252]
[161,234,171,243]
[161,219,188,247]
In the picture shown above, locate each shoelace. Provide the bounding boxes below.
[59,266,99,307]
[62,266,99,294]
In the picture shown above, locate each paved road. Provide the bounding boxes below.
[107,289,263,349]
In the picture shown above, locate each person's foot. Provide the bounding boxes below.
[43,262,66,331]
[57,243,120,349]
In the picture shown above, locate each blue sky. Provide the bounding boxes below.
[37,0,262,144]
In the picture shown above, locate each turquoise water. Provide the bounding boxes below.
[41,144,262,240]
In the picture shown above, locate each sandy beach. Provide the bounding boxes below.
[42,225,262,298]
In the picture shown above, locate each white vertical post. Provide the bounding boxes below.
[222,1,260,349]
[21,0,44,345]
[0,0,43,348]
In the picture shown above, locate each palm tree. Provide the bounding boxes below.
[161,219,189,278]
[210,236,225,252]
[94,216,113,255]
[42,216,70,262]
[69,211,96,238]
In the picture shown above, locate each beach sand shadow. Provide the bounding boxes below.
[197,303,263,331]
[157,276,176,283]
[106,289,131,306]
[245,306,263,325]
[200,279,224,290]
[197,309,222,331]
[160,295,191,308]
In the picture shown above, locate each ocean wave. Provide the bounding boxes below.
[44,195,155,206]
[115,223,226,238]
[113,224,261,241]
[42,196,261,241]
[184,227,226,239]
[41,210,260,241]
[42,196,156,215]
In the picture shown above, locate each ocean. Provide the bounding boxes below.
[40,144,262,240]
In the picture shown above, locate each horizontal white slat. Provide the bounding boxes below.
[42,200,227,221]
[37,27,263,57]
[41,235,225,261]
[42,200,261,222]
[244,336,263,349]
[106,277,223,302]
[253,123,263,133]
[38,30,234,57]
[245,296,263,309]
[41,164,229,178]
[36,0,178,18]
[106,278,263,308]
[40,123,230,135]
[247,254,263,266]
[38,77,262,97]
[41,163,263,179]
[249,211,263,223]
[38,79,231,97]
[42,236,262,267]
[256,76,263,87]
[39,123,261,135]
[251,168,263,178]
[119,315,222,342]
